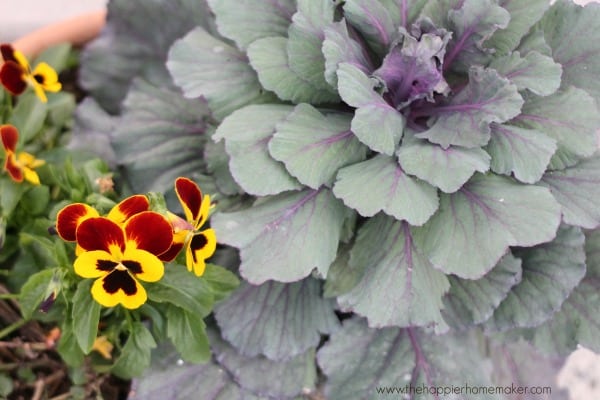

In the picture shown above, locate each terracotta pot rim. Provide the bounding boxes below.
[11,10,107,58]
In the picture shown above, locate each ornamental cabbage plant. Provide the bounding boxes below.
[75,0,600,397]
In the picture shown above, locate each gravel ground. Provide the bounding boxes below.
[1,1,599,399]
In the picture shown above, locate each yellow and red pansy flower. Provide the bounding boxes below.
[72,212,173,309]
[0,43,61,103]
[1,124,45,185]
[164,177,217,276]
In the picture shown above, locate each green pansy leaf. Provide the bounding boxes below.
[286,0,339,97]
[486,0,550,56]
[414,173,562,279]
[207,0,295,50]
[342,0,397,57]
[416,67,523,149]
[212,188,348,284]
[337,63,406,155]
[489,51,562,96]
[213,104,302,196]
[112,322,157,379]
[514,87,600,169]
[540,0,600,104]
[338,215,450,330]
[56,321,85,368]
[148,267,214,317]
[486,123,557,184]
[442,252,522,330]
[18,269,56,320]
[71,279,101,353]
[168,27,272,120]
[333,155,439,225]
[201,263,240,303]
[80,0,216,113]
[112,78,209,194]
[541,156,600,229]
[0,178,28,217]
[247,36,335,104]
[8,92,48,142]
[166,305,210,363]
[485,225,586,332]
[214,278,339,360]
[317,318,500,400]
[270,104,368,189]
[323,21,372,87]
[397,137,491,193]
[526,228,600,356]
[444,0,510,72]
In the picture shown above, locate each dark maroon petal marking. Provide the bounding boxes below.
[103,269,137,295]
[97,259,118,272]
[190,234,208,262]
[175,177,203,222]
[122,260,143,274]
[0,44,17,63]
[34,74,44,84]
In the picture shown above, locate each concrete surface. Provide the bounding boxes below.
[1,1,599,400]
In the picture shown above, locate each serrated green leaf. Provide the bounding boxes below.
[444,0,510,72]
[343,0,397,57]
[270,104,368,189]
[80,0,216,113]
[213,104,302,196]
[486,0,550,56]
[338,215,450,330]
[286,0,339,96]
[414,173,561,279]
[486,123,557,184]
[148,267,214,317]
[212,188,348,284]
[166,305,210,363]
[541,156,600,229]
[416,67,523,149]
[317,318,500,400]
[485,225,586,332]
[215,278,339,360]
[168,27,270,120]
[336,63,406,155]
[397,137,491,193]
[18,269,56,319]
[525,228,600,355]
[208,0,295,50]
[442,252,522,330]
[112,322,156,379]
[200,263,240,303]
[333,155,439,225]
[247,36,336,104]
[0,178,28,217]
[515,87,600,169]
[112,78,209,194]
[540,0,600,103]
[323,21,372,87]
[56,321,85,367]
[72,280,101,353]
[8,93,48,142]
[489,51,562,96]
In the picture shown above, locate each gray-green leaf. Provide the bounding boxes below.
[414,173,561,279]
[489,51,562,96]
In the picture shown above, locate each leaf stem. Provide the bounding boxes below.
[0,319,27,340]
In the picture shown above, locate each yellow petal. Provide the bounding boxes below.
[186,228,217,276]
[92,336,114,359]
[22,167,41,185]
[74,250,115,278]
[13,49,31,72]
[90,270,148,309]
[32,62,61,90]
[122,247,165,283]
[195,194,212,230]
[31,80,48,103]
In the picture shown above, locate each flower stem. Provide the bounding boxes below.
[0,319,27,340]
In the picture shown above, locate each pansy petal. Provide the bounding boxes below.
[22,166,41,185]
[195,194,212,230]
[122,247,165,282]
[13,49,30,71]
[0,125,18,152]
[32,62,61,90]
[124,211,173,256]
[56,203,100,241]
[0,44,17,63]
[4,152,23,182]
[91,271,148,309]
[74,250,115,278]
[175,177,203,225]
[30,80,48,103]
[77,217,125,253]
[0,61,26,95]
[186,228,217,276]
[106,194,150,224]
[159,241,185,262]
